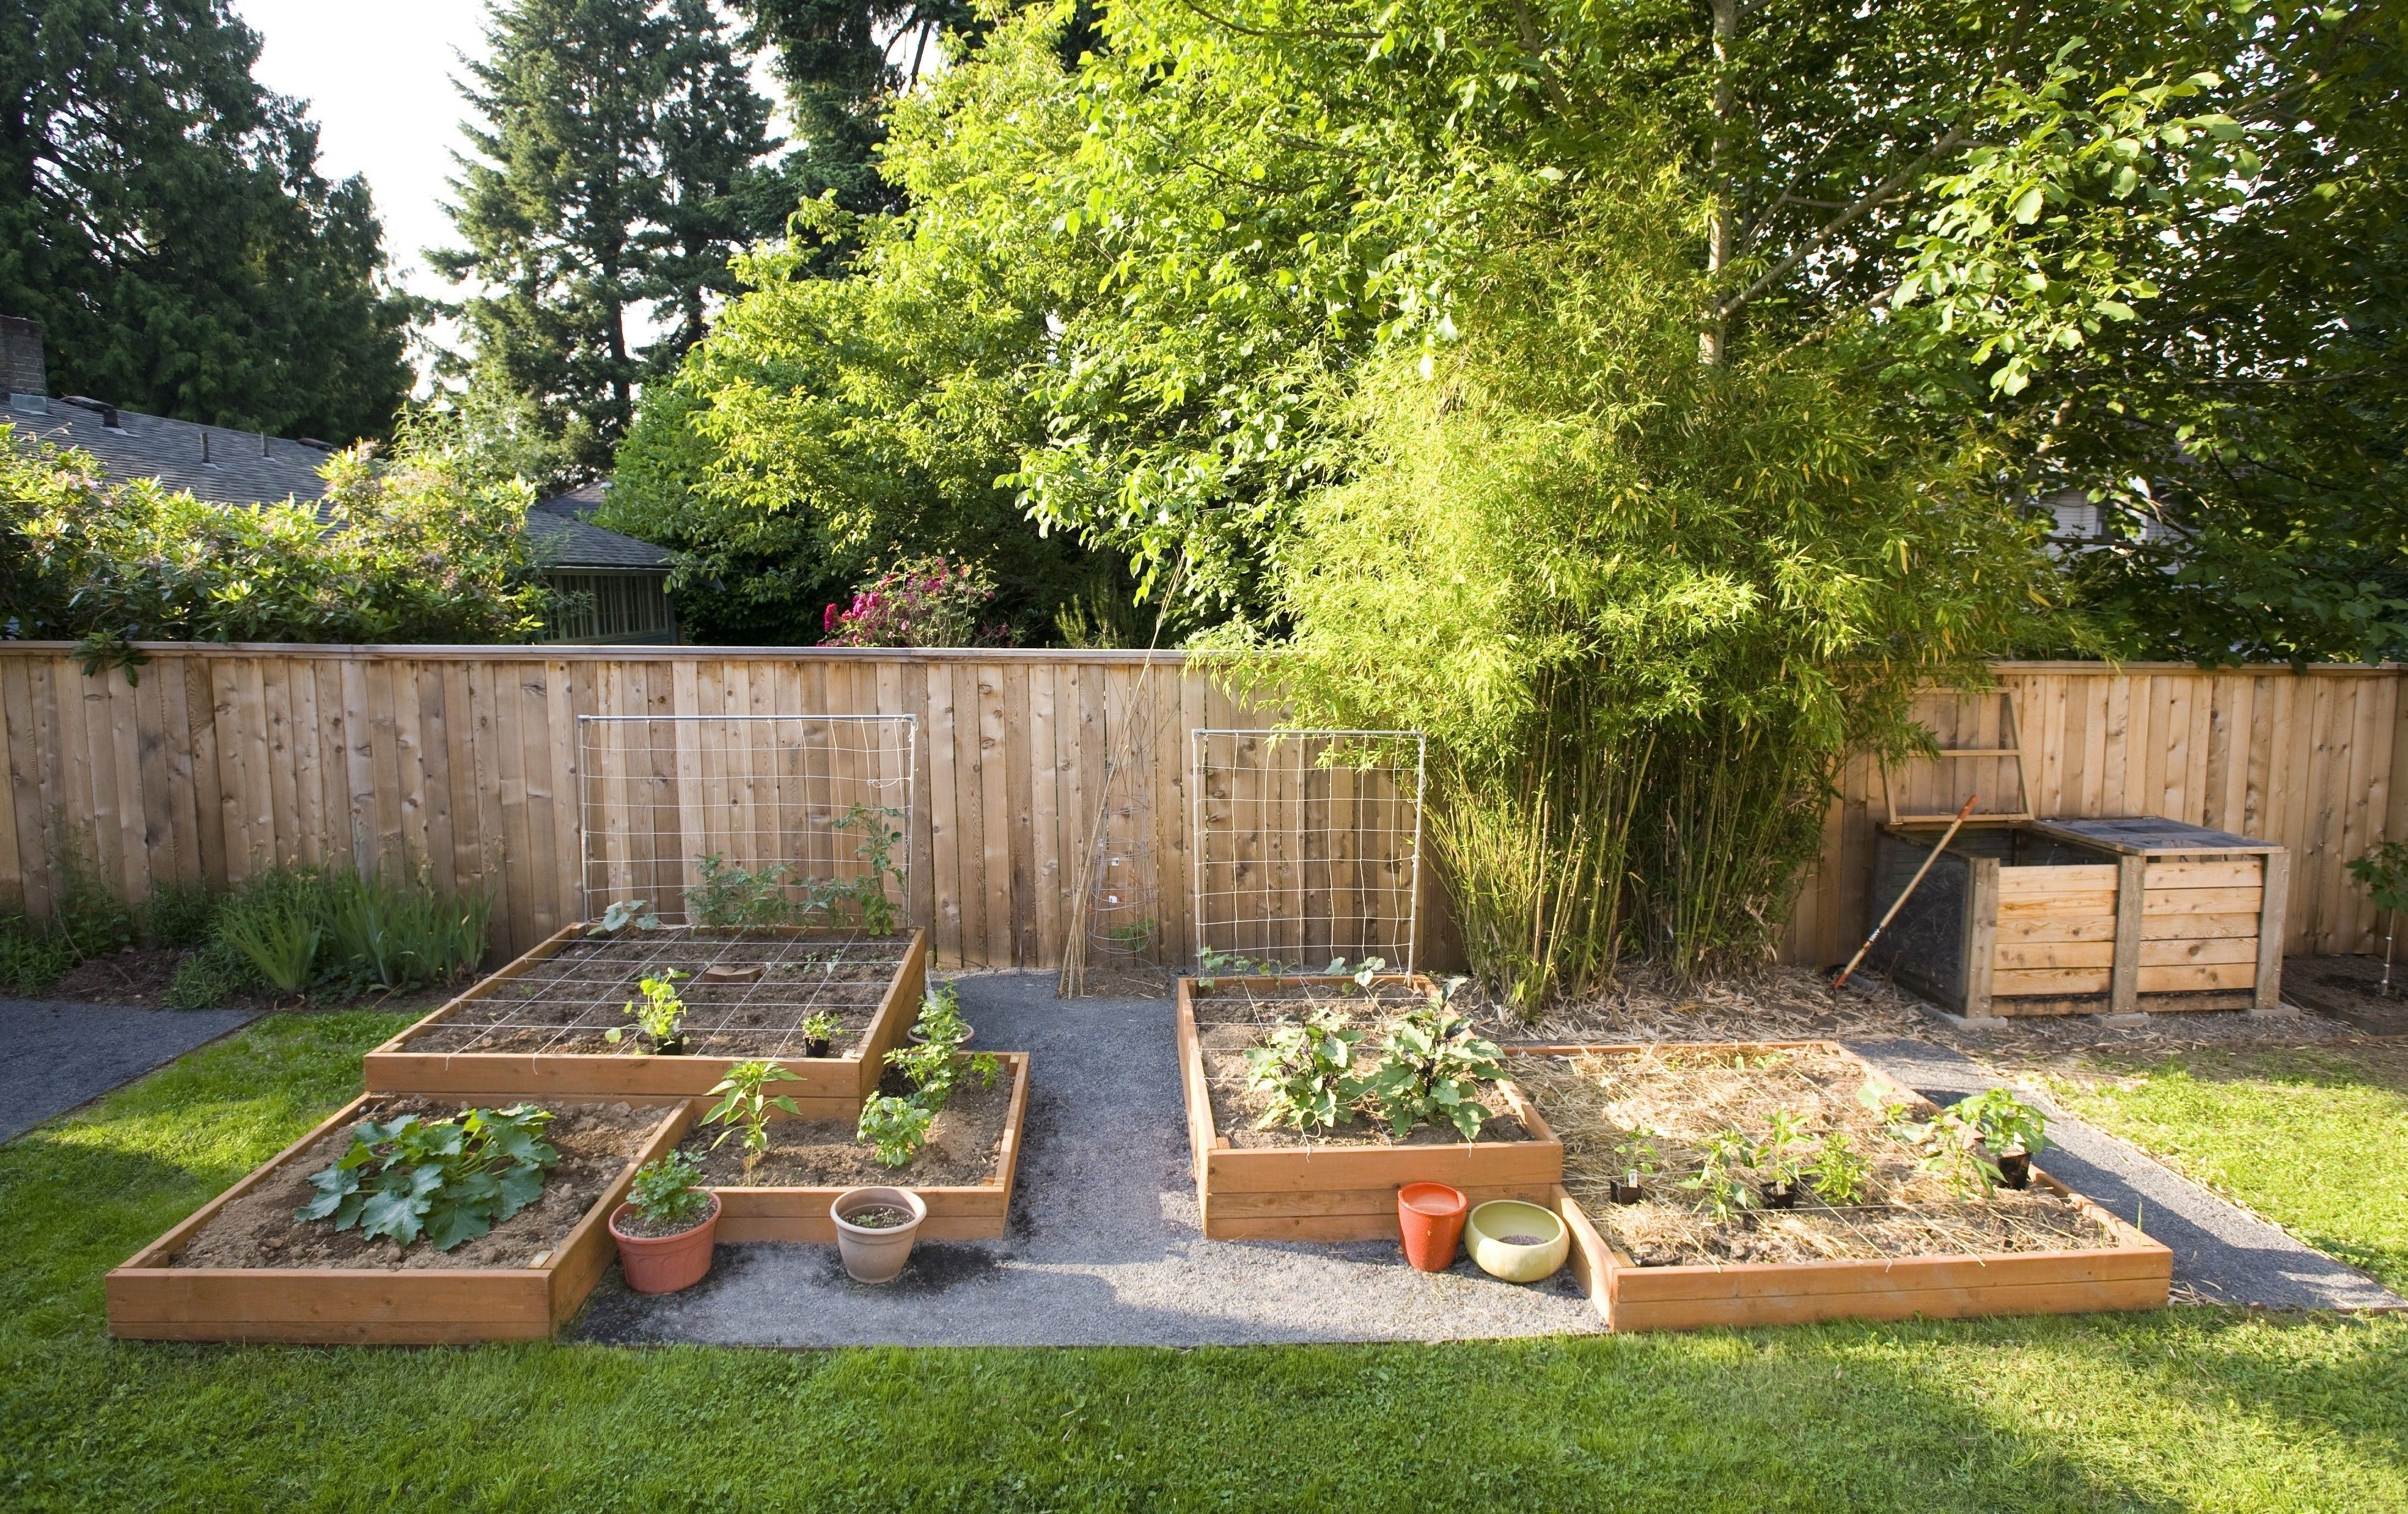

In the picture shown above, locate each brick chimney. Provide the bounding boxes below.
[1,316,46,412]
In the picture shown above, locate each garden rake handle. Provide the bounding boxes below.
[1830,793,1979,990]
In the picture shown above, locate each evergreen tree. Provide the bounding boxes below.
[0,0,411,440]
[435,0,780,474]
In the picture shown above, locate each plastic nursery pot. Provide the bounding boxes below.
[802,1037,832,1059]
[1609,1180,1646,1205]
[648,1031,690,1056]
[1464,1200,1570,1284]
[831,1186,929,1285]
[1761,1182,1800,1210]
[1997,1152,2032,1191]
[1396,1182,1469,1273]
[609,1193,721,1295]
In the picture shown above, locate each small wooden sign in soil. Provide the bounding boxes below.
[107,1095,684,1344]
[364,926,927,1115]
[656,1051,1030,1242]
[1513,1042,2171,1331]
[1178,976,1563,1241]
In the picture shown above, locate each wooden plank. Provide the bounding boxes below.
[925,662,964,965]
[2142,860,2261,890]
[2109,854,2145,1014]
[1962,855,1999,1016]
[2142,886,2264,916]
[1995,967,2114,997]
[2255,850,2289,1011]
[1997,865,2118,896]
[1995,890,2116,920]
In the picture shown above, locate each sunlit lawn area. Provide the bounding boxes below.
[0,1014,2402,1512]
[2047,1042,2408,1296]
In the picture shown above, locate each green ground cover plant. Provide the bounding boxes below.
[2049,1044,2408,1294]
[1,1013,2405,1509]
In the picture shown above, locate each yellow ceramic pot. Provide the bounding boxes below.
[1465,1200,1569,1284]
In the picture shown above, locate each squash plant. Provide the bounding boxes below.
[607,970,690,1052]
[297,1104,558,1251]
[1244,1008,1364,1132]
[1355,997,1503,1141]
[858,1094,936,1167]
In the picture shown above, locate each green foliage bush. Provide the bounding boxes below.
[0,412,556,676]
[142,880,224,950]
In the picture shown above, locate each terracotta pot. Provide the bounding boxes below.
[1397,1182,1468,1272]
[609,1193,721,1295]
[832,1186,928,1284]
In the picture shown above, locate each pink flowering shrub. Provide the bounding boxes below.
[822,555,1011,648]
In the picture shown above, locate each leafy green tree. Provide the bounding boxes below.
[436,0,784,474]
[0,0,411,439]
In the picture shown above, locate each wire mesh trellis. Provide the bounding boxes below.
[577,714,917,927]
[1189,729,1427,973]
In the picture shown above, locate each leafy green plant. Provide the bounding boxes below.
[1758,1108,1816,1191]
[1950,1088,2049,1159]
[590,898,661,934]
[625,1152,714,1233]
[1893,1106,2002,1199]
[1613,1128,1661,1186]
[887,1039,963,1109]
[799,1009,842,1051]
[1356,1001,1505,1141]
[324,868,491,993]
[832,803,906,933]
[1106,915,1158,951]
[296,1104,558,1251]
[703,1060,802,1174]
[1195,946,1287,988]
[1682,1127,1761,1223]
[1808,1133,1874,1206]
[686,855,804,929]
[1323,956,1389,992]
[1245,1008,1365,1132]
[222,899,323,995]
[607,971,690,1051]
[2349,841,2408,995]
[143,879,224,949]
[164,950,241,1009]
[857,1094,936,1168]
[915,982,969,1046]
[0,916,78,995]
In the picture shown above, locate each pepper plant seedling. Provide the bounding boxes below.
[703,1059,802,1174]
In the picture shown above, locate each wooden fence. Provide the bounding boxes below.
[3,645,2404,971]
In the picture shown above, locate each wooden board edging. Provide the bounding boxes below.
[105,1096,686,1344]
[682,1051,1030,1242]
[1177,976,1565,1241]
[363,926,927,1111]
[1507,1043,2172,1333]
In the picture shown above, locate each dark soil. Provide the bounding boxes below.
[35,946,459,1018]
[400,929,911,1058]
[845,1205,914,1228]
[677,1070,1012,1188]
[41,948,185,1006]
[2282,954,2408,1034]
[172,1097,664,1270]
[614,1204,714,1240]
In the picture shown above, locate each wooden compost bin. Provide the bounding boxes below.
[1176,976,1564,1241]
[672,1051,1031,1243]
[1868,817,2288,1017]
[106,1095,685,1344]
[364,926,927,1115]
[1516,1044,2173,1332]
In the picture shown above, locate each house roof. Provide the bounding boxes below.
[5,396,668,574]
[527,481,671,572]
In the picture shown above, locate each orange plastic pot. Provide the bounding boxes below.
[609,1193,721,1295]
[1397,1182,1469,1272]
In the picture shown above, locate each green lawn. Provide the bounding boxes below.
[2047,1043,2408,1295]
[2,1016,2404,1512]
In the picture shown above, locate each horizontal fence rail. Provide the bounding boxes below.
[2,645,2402,973]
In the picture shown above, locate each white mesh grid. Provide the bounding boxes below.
[578,714,916,927]
[1190,729,1427,973]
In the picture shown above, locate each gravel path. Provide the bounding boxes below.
[575,974,1602,1347]
[1846,1037,2404,1312]
[0,998,256,1142]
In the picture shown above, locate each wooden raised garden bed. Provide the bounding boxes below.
[1513,1042,2171,1332]
[663,1051,1030,1242]
[363,926,927,1116]
[1870,816,2286,1017]
[106,1094,684,1344]
[1177,975,1563,1241]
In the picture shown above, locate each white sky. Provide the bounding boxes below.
[231,0,495,310]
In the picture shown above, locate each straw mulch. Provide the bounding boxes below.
[1516,1045,2122,1267]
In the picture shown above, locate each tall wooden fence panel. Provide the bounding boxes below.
[4,647,2404,971]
